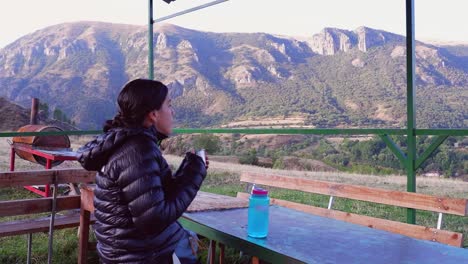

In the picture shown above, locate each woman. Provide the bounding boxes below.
[78,79,206,263]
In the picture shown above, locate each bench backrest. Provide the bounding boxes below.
[239,172,467,247]
[241,172,468,215]
[0,169,96,217]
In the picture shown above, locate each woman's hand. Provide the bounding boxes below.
[189,149,209,169]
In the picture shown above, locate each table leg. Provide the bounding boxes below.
[10,147,15,171]
[219,243,225,264]
[251,256,260,264]
[209,240,216,264]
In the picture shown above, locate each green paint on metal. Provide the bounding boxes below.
[179,217,304,264]
[415,129,468,136]
[405,0,416,224]
[148,0,154,80]
[173,128,406,135]
[0,130,101,137]
[1,128,465,138]
[415,135,449,169]
[379,135,407,168]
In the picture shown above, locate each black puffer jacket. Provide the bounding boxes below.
[78,126,206,263]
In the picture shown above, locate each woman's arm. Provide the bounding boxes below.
[116,137,206,234]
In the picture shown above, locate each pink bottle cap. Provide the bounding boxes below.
[252,188,268,195]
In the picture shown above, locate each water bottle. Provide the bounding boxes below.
[247,187,270,238]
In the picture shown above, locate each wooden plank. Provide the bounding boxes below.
[188,191,248,212]
[0,214,96,237]
[240,173,468,216]
[78,187,249,213]
[236,192,464,247]
[78,208,91,264]
[0,195,80,217]
[80,186,95,212]
[0,169,95,187]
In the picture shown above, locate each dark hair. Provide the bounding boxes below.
[104,79,168,132]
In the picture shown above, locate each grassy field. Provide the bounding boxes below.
[0,138,467,263]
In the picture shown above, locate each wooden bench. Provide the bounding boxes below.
[237,172,468,248]
[0,169,96,261]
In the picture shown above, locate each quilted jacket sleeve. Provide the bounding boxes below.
[115,136,206,233]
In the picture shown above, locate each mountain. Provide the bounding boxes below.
[0,97,32,131]
[0,22,466,129]
[0,97,77,131]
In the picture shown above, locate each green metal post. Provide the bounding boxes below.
[405,0,416,224]
[148,0,154,80]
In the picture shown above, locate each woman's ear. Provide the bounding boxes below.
[150,110,159,122]
[143,110,158,128]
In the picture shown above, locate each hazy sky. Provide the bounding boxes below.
[1,0,467,48]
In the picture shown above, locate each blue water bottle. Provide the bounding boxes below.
[247,187,270,238]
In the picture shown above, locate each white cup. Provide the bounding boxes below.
[196,149,206,165]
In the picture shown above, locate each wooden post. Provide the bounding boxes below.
[30,98,39,125]
[78,207,90,264]
[9,147,15,171]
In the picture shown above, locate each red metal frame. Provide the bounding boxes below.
[10,145,77,197]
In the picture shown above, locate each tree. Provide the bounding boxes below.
[39,102,49,119]
[239,149,258,165]
[53,108,64,121]
[193,134,221,154]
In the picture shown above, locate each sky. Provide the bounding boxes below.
[1,0,468,48]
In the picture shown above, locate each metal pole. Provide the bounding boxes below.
[149,0,229,80]
[27,233,32,264]
[153,0,229,23]
[405,0,417,224]
[47,177,58,264]
[148,0,154,80]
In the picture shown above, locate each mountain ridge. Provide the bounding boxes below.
[0,21,466,129]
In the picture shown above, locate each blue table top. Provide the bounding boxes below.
[184,205,468,264]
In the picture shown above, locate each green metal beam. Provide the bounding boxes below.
[0,130,101,137]
[415,135,448,170]
[405,0,416,224]
[1,128,465,139]
[179,217,304,264]
[148,0,154,80]
[173,128,406,135]
[0,128,405,138]
[379,135,407,168]
[415,129,468,136]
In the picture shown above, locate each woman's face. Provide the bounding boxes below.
[152,96,174,136]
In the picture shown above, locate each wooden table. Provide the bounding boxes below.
[181,205,468,264]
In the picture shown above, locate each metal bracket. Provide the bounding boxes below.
[437,213,443,230]
[327,196,335,210]
[379,135,407,167]
[415,135,448,170]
